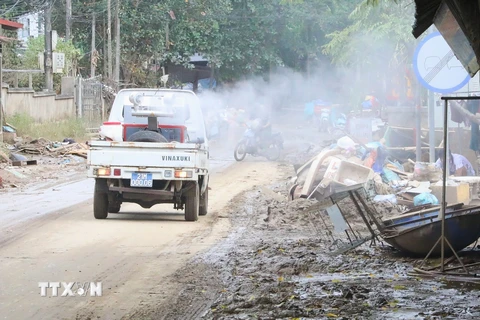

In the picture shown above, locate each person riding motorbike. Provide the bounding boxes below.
[249,110,272,149]
[256,115,271,148]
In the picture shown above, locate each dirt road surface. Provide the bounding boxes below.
[0,155,281,320]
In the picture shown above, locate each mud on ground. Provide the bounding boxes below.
[126,163,479,320]
[0,155,86,191]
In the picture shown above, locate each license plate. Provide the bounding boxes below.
[131,172,153,187]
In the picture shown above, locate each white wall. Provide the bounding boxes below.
[4,89,75,122]
[17,12,43,46]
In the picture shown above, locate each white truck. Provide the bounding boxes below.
[87,89,209,221]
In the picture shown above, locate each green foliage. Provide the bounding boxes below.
[275,0,361,71]
[11,0,411,86]
[117,0,231,85]
[322,0,415,68]
[1,30,22,69]
[322,0,416,106]
[212,0,280,80]
[21,36,82,91]
[44,0,363,84]
[22,36,82,73]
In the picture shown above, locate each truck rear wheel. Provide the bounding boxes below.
[94,180,109,219]
[185,183,199,222]
[199,188,208,216]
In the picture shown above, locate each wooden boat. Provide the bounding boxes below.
[379,203,480,257]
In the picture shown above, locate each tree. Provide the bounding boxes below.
[275,0,361,73]
[12,0,361,87]
[322,0,416,105]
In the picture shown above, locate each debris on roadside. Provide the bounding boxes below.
[287,131,480,257]
[160,167,480,320]
[0,137,88,191]
[11,138,89,159]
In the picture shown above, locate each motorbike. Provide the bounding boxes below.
[234,125,283,162]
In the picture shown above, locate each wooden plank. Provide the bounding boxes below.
[399,192,416,201]
[68,151,87,159]
[397,198,414,206]
[389,168,408,176]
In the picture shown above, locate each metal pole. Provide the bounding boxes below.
[91,13,96,78]
[44,2,53,91]
[349,191,377,240]
[428,90,435,162]
[428,26,436,163]
[107,0,112,79]
[114,0,120,83]
[440,98,448,272]
[0,48,3,143]
[416,85,422,161]
[78,78,83,118]
[66,0,72,41]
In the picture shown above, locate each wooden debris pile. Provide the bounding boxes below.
[15,138,89,159]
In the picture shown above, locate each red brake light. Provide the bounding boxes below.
[103,122,121,125]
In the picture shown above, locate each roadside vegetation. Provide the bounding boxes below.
[7,113,89,142]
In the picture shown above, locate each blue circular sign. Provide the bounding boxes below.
[413,31,470,94]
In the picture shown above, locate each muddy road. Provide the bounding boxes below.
[0,155,281,320]
[133,174,480,320]
[2,111,480,320]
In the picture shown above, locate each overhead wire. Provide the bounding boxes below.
[1,0,47,19]
[0,0,21,16]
